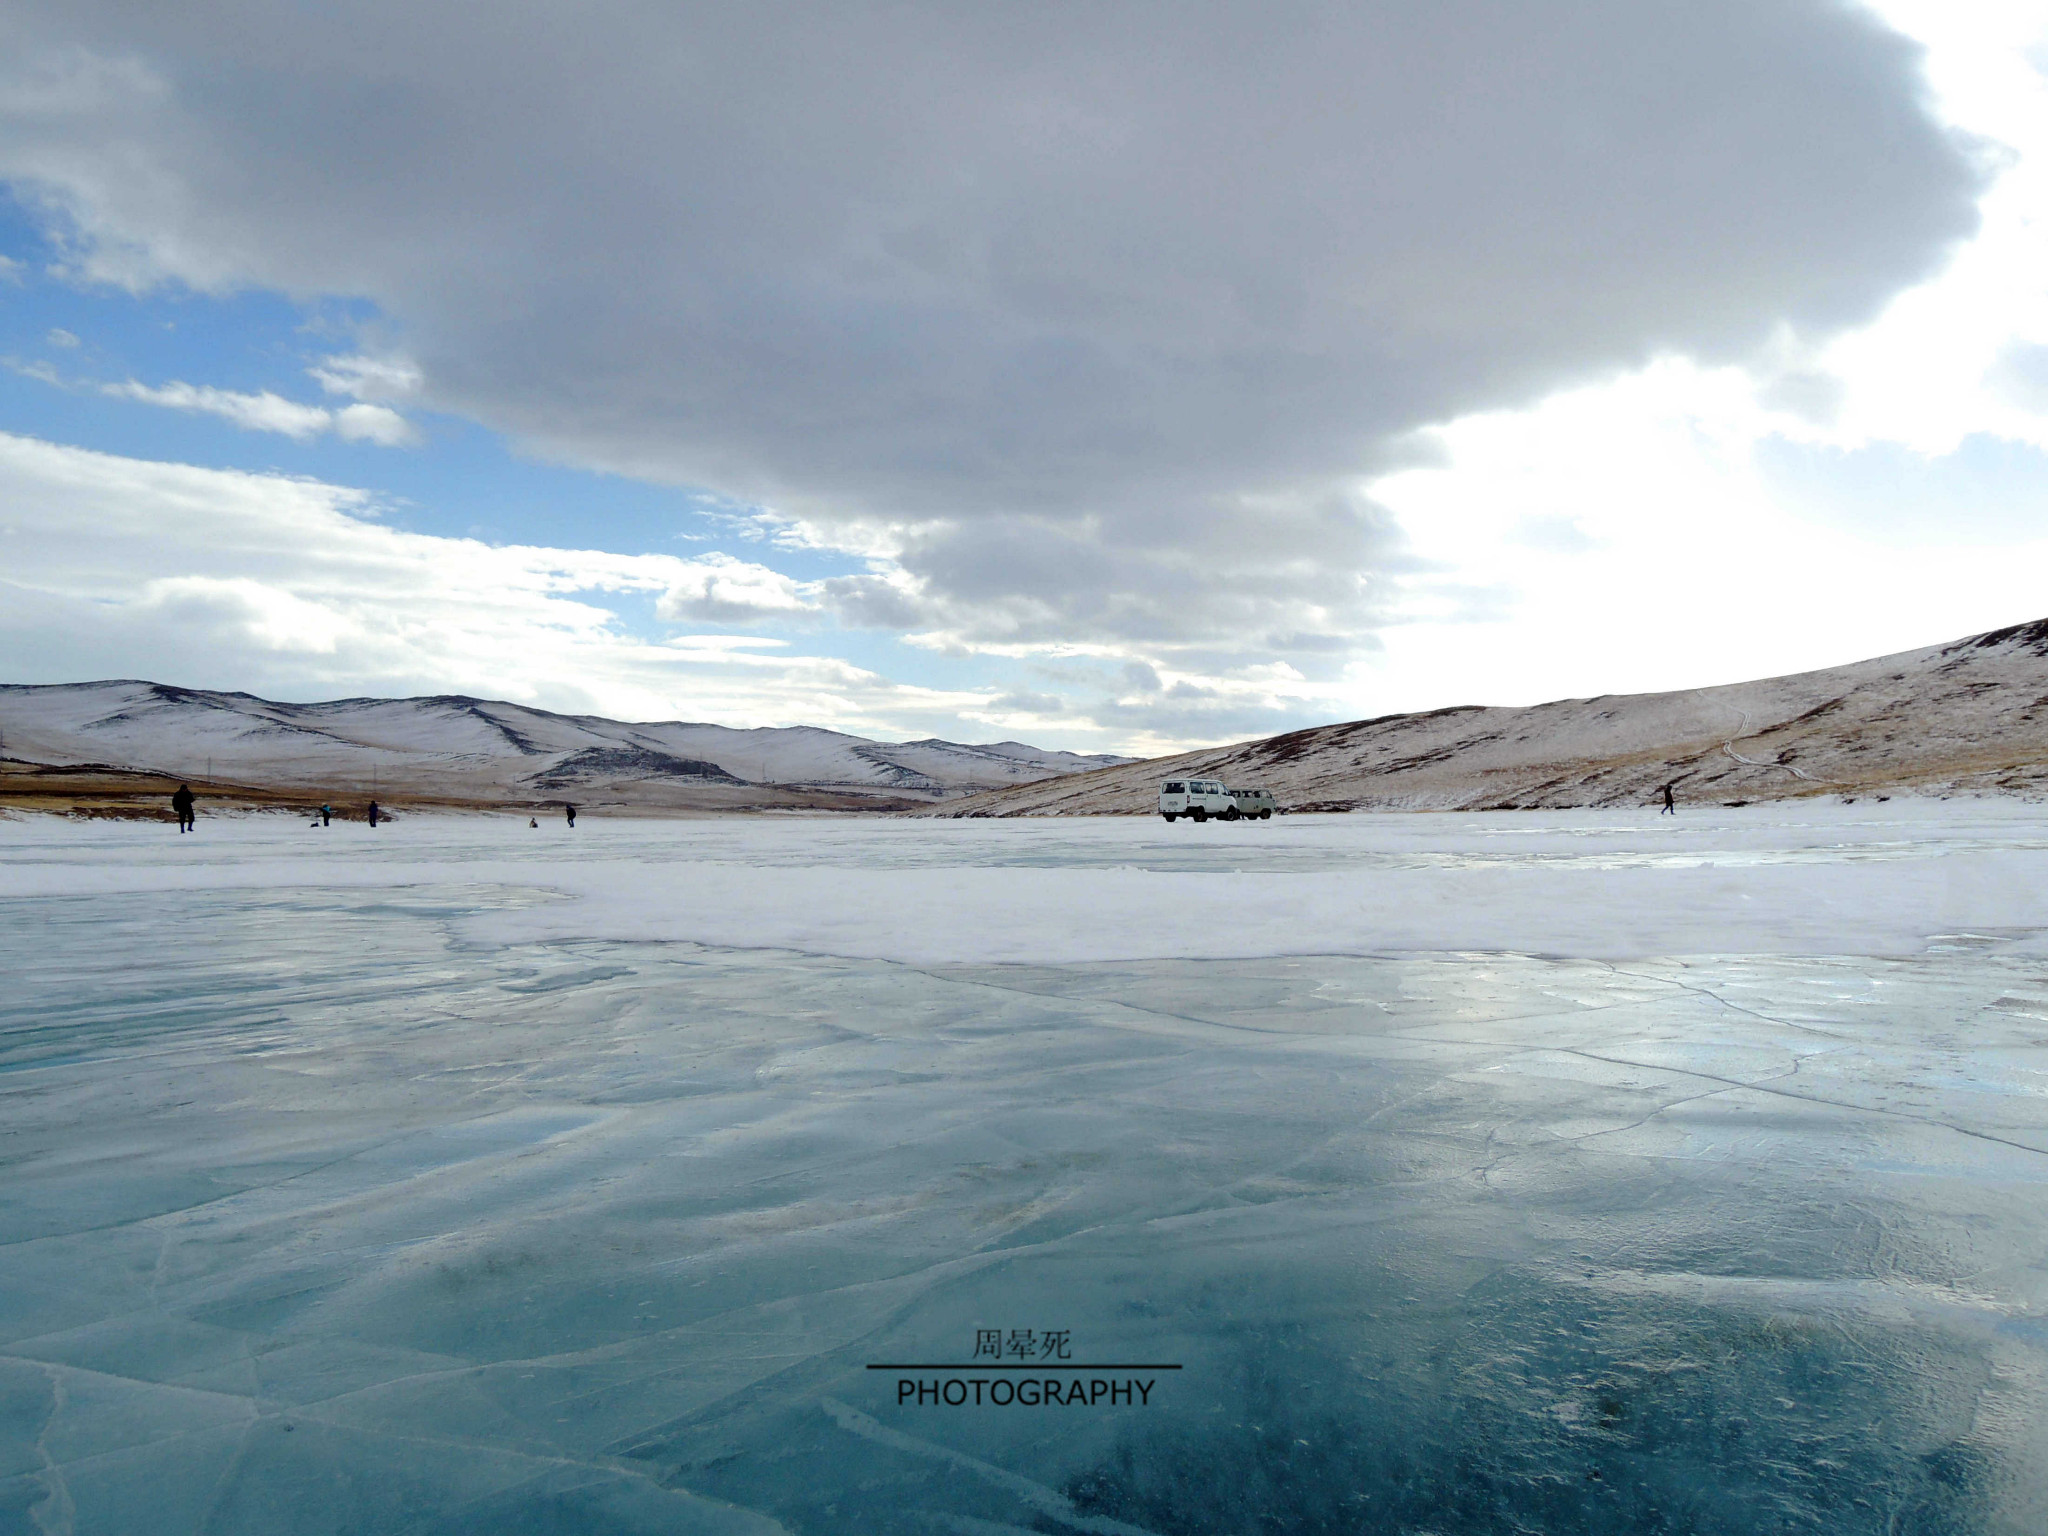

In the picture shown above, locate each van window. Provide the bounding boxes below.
[1163,782,1184,793]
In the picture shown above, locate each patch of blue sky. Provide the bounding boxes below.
[1,196,353,386]
[0,196,1126,730]
[0,191,881,572]
[1755,431,2048,545]
[314,417,862,571]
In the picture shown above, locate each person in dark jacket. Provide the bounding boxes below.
[171,784,196,832]
[1659,782,1677,815]
[320,804,331,827]
[564,802,576,828]
[367,800,381,828]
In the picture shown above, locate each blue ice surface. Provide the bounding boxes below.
[2,809,2046,1534]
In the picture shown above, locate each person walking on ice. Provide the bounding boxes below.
[367,800,381,828]
[171,783,196,832]
[1659,781,1677,815]
[564,802,576,828]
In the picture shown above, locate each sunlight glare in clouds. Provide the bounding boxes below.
[1357,4,2048,717]
[1370,361,2048,711]
[1814,1,2048,455]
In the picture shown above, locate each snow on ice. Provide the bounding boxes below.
[2,804,2046,1532]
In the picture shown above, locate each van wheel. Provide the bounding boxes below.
[1222,807,1240,821]
[1161,813,1177,823]
[1260,809,1272,820]
[1191,808,1207,822]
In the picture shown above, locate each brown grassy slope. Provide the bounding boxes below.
[931,618,2048,817]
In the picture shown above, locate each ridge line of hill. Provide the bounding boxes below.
[0,680,1131,817]
[931,618,2048,817]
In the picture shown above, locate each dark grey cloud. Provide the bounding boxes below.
[849,486,1407,648]
[819,574,927,633]
[0,0,1983,658]
[1120,661,1162,695]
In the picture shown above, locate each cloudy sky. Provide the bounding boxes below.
[2,1,2044,754]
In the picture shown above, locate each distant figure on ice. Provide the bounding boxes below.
[171,783,196,832]
[564,802,576,828]
[320,804,331,827]
[529,817,539,828]
[367,800,381,828]
[1659,782,1677,816]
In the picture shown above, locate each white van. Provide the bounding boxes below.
[1232,787,1276,820]
[1160,779,1239,822]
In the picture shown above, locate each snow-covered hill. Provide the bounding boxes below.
[0,682,1130,808]
[937,618,2048,817]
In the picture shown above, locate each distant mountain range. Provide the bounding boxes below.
[16,618,2045,821]
[0,682,1130,812]
[938,618,2048,817]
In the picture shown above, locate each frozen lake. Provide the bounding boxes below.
[4,805,2048,1533]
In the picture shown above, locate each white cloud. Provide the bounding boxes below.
[44,326,77,347]
[138,574,353,654]
[0,431,1000,737]
[309,353,422,402]
[1366,358,2048,712]
[984,690,1065,716]
[333,401,417,446]
[654,553,819,624]
[104,378,419,445]
[1348,6,2048,718]
[106,379,332,438]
